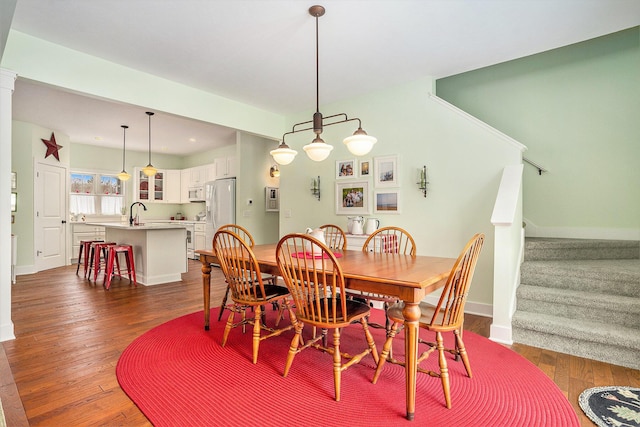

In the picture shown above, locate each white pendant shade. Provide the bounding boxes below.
[271,6,377,166]
[343,133,377,156]
[303,140,334,162]
[270,146,298,165]
[142,165,157,177]
[118,125,130,181]
[117,170,131,181]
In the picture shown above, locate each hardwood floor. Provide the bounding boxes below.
[2,261,639,426]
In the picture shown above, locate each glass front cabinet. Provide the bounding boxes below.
[133,168,181,203]
[135,169,165,202]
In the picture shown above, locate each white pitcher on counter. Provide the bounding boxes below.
[365,218,380,235]
[305,227,327,253]
[350,217,364,235]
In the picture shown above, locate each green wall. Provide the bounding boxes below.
[11,120,73,266]
[278,76,524,308]
[235,132,280,245]
[437,27,640,236]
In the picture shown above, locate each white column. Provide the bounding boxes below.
[0,68,17,342]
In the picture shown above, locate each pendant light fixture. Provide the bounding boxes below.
[142,111,157,177]
[270,5,377,165]
[117,125,131,181]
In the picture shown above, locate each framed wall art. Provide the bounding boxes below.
[335,181,369,215]
[11,172,16,190]
[265,186,279,212]
[359,159,371,177]
[336,159,356,179]
[374,190,400,214]
[374,155,398,187]
[11,192,17,212]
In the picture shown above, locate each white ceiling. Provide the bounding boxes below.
[7,0,640,156]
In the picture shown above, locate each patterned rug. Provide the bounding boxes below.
[579,386,640,427]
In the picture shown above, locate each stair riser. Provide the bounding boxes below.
[516,298,640,329]
[521,273,638,297]
[525,246,639,261]
[512,326,639,371]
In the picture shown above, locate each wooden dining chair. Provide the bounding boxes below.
[349,226,417,331]
[216,224,277,321]
[213,229,295,364]
[276,233,379,402]
[319,224,347,251]
[362,226,416,256]
[371,233,485,409]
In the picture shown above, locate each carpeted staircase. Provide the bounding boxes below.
[512,238,640,370]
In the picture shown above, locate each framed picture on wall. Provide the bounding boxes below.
[374,155,398,187]
[359,159,371,177]
[11,172,16,190]
[265,186,279,212]
[335,181,369,215]
[336,159,356,179]
[374,190,400,214]
[11,192,17,212]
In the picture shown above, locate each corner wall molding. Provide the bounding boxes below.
[428,93,527,152]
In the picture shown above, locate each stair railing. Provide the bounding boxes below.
[523,157,547,175]
[490,164,524,345]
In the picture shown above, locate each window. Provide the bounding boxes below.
[70,171,124,216]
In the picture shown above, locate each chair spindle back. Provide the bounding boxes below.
[363,226,416,257]
[319,224,347,251]
[430,233,484,328]
[213,229,267,304]
[276,234,347,326]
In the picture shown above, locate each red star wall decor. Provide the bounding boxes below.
[41,132,63,161]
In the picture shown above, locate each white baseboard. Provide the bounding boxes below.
[489,323,513,345]
[15,265,36,277]
[523,218,640,240]
[423,295,492,318]
[0,321,15,342]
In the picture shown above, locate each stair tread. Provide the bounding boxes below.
[512,311,640,348]
[526,238,640,249]
[517,284,640,312]
[521,259,640,281]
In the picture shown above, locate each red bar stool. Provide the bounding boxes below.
[76,239,103,277]
[104,245,137,290]
[88,242,117,282]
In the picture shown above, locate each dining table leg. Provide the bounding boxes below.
[201,259,212,331]
[403,301,421,421]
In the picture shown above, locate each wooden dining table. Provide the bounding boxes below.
[197,244,455,421]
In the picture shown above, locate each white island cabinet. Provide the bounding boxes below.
[88,222,187,285]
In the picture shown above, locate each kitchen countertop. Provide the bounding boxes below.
[85,222,190,230]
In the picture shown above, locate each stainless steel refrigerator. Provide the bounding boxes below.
[204,178,236,250]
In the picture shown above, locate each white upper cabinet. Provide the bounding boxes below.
[164,169,181,203]
[134,168,181,204]
[203,163,216,183]
[214,156,236,179]
[180,169,190,203]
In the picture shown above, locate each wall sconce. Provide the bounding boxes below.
[311,176,321,201]
[417,165,428,198]
[269,164,280,178]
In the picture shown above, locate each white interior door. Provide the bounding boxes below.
[35,162,67,271]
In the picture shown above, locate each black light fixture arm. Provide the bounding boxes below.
[121,125,128,166]
[271,5,376,161]
[282,114,365,144]
[146,111,154,165]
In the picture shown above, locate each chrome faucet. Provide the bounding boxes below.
[129,202,147,226]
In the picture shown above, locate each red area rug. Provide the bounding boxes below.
[117,308,579,426]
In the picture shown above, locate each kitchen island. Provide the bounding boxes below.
[87,223,187,285]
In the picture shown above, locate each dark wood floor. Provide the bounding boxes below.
[2,260,639,426]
